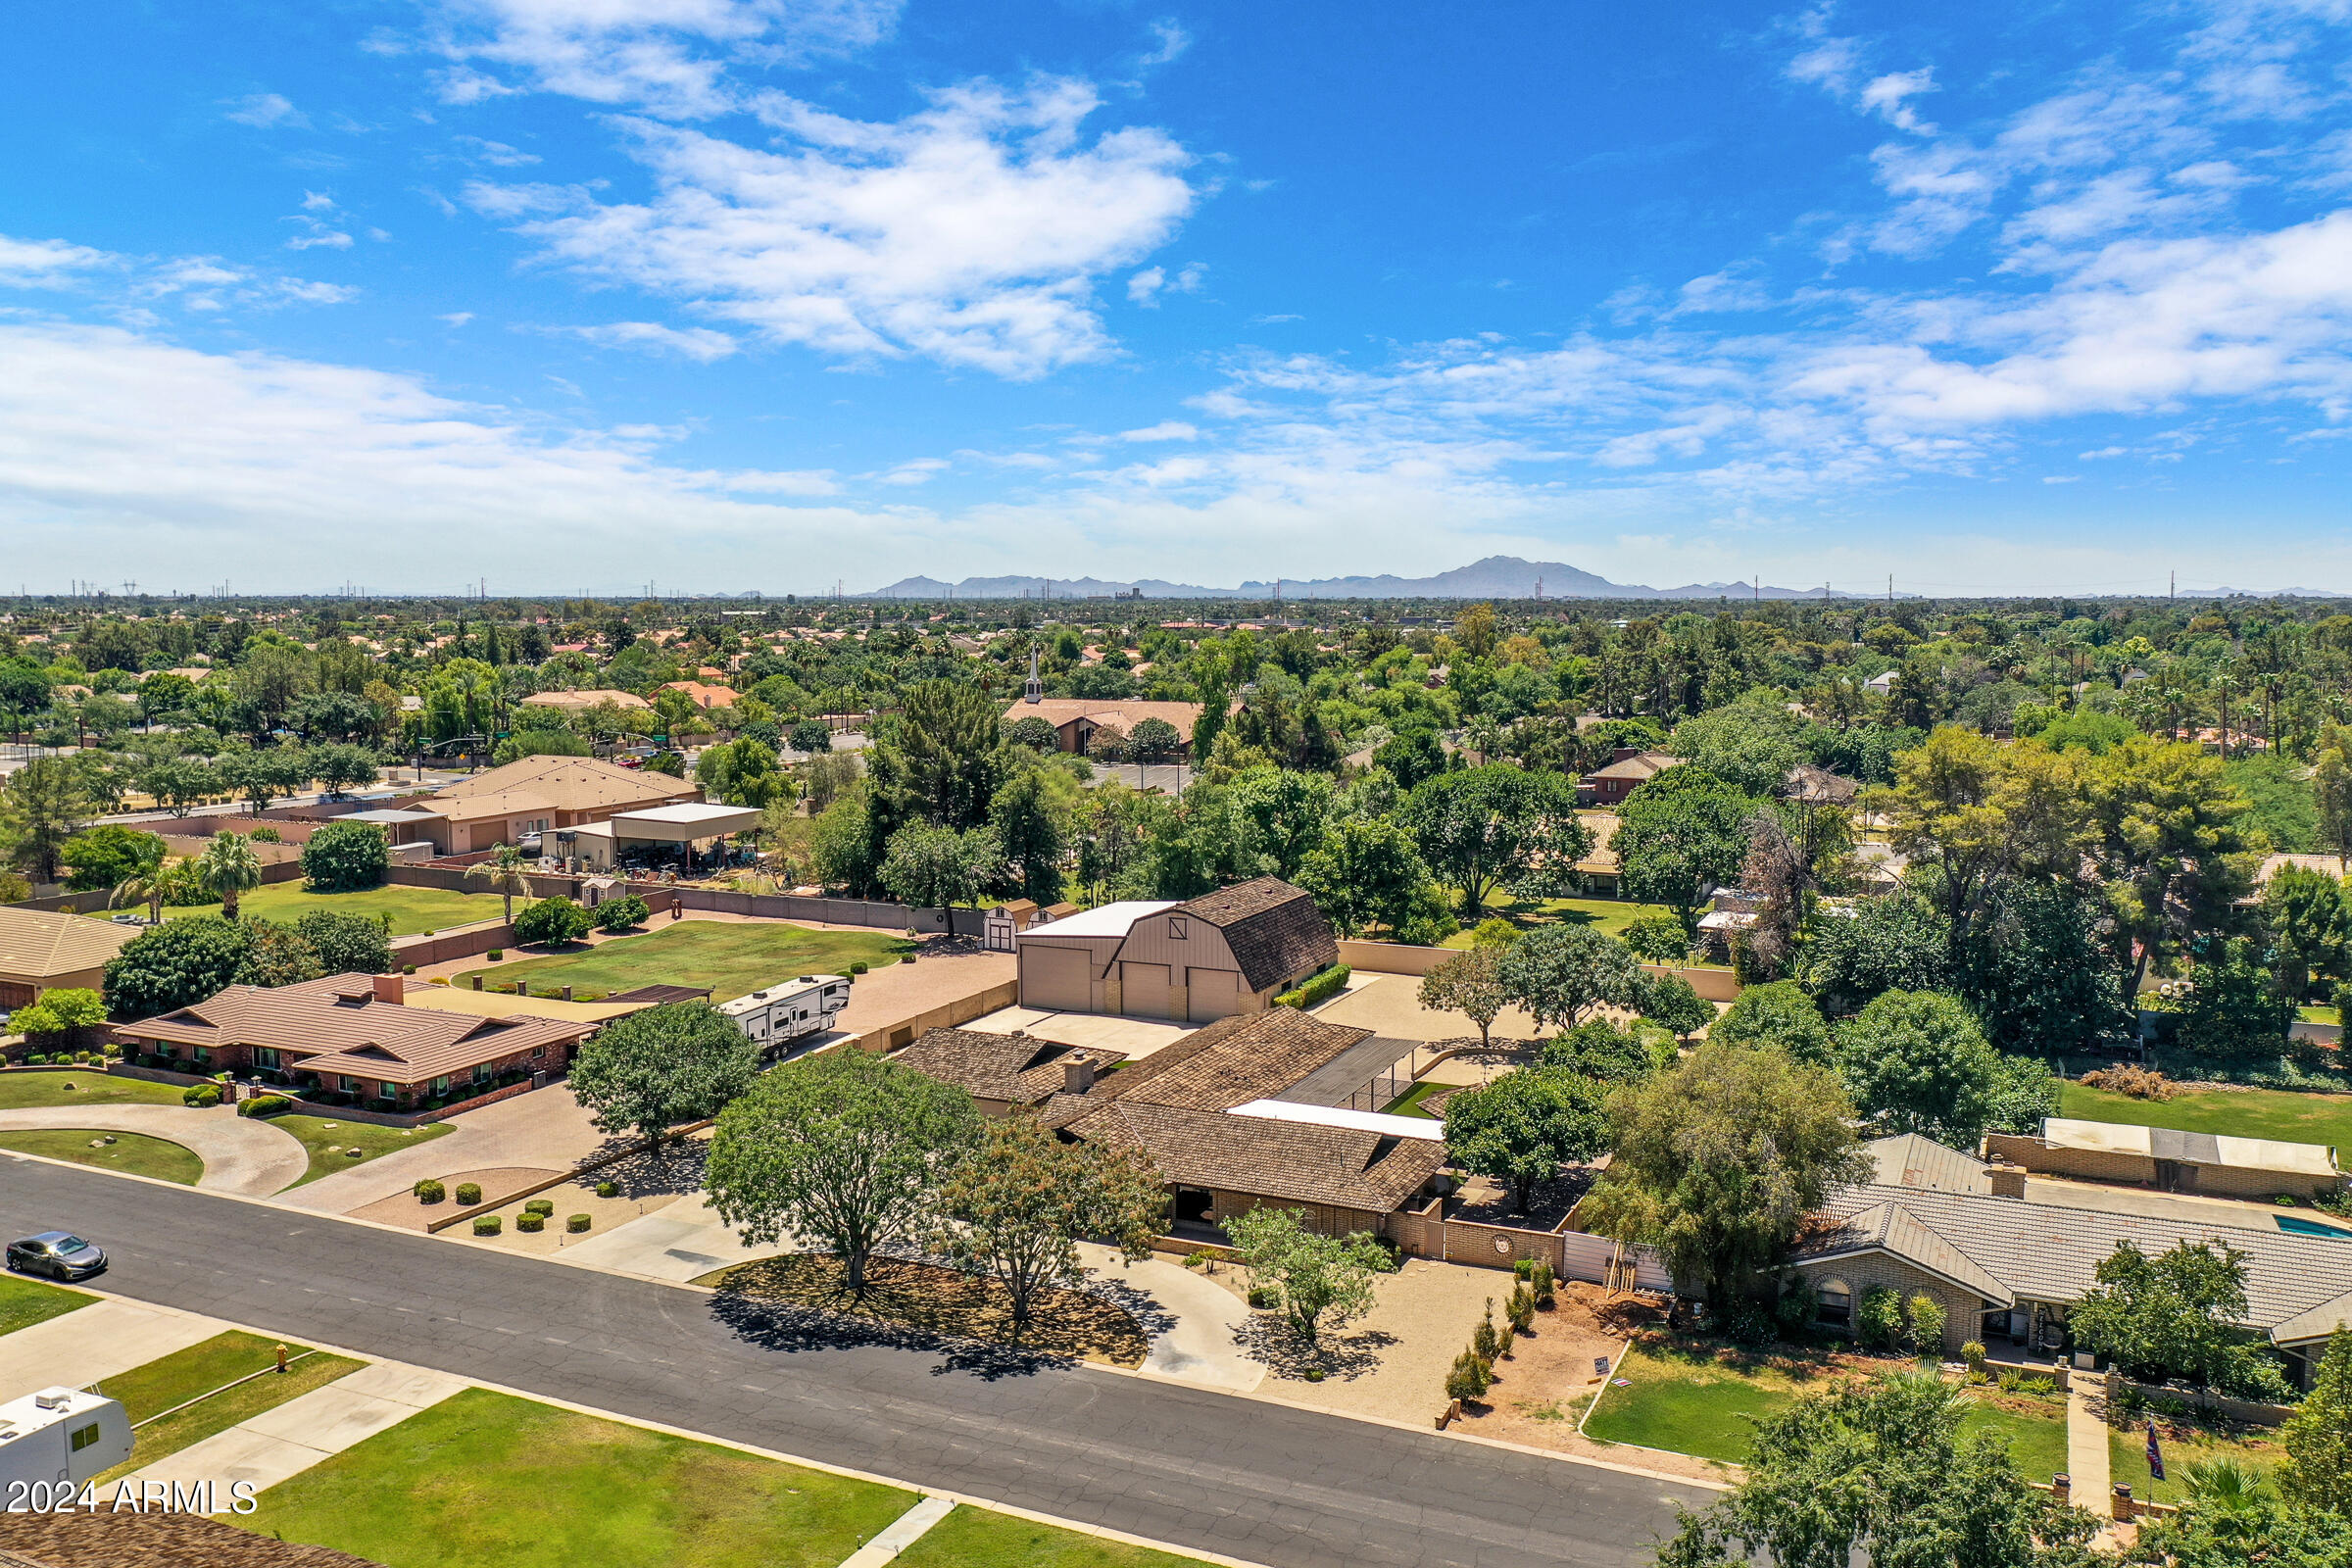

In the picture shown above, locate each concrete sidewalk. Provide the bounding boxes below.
[0,1298,224,1403]
[122,1361,469,1494]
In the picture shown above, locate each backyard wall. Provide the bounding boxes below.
[852,978,1019,1054]
[10,858,305,915]
[1390,1197,1676,1290]
[390,921,517,969]
[383,866,988,936]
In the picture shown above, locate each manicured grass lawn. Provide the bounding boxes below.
[1383,1081,1447,1119]
[1440,895,1682,948]
[1581,1345,1812,1463]
[1959,1390,2070,1484]
[0,1071,188,1110]
[2059,1081,2352,1157]
[0,1129,204,1185]
[245,1388,917,1568]
[165,882,522,937]
[893,1506,1211,1568]
[273,1114,451,1189]
[2109,1414,2285,1506]
[452,919,911,1003]
[92,1331,364,1482]
[0,1271,95,1337]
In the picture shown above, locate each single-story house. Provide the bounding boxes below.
[889,1028,1130,1116]
[114,973,593,1108]
[0,906,138,1011]
[1985,1119,2342,1201]
[1013,875,1337,1022]
[1787,1134,2352,1384]
[1000,697,1206,757]
[516,689,652,715]
[660,681,740,710]
[402,755,701,856]
[558,802,762,872]
[1580,749,1679,807]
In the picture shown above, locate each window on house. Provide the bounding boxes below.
[341,1076,361,1093]
[1815,1280,1853,1328]
[475,1064,492,1083]
[432,1075,451,1096]
[530,1046,545,1059]
[253,1048,280,1070]
[1167,917,1188,940]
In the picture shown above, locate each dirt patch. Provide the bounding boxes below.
[345,1165,563,1230]
[1444,1170,1596,1231]
[701,1252,1150,1368]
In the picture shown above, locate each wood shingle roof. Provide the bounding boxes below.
[1169,876,1336,993]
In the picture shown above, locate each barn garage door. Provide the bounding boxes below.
[1121,961,1182,1019]
[1020,944,1092,1012]
[1187,967,1241,1023]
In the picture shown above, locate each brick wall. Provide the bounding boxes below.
[1984,1134,2155,1186]
[1790,1251,1985,1355]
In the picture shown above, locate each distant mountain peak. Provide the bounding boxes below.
[861,556,1832,601]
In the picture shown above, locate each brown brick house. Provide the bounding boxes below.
[114,973,592,1108]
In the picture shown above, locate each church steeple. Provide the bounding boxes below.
[1023,645,1043,704]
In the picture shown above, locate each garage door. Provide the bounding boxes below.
[1187,967,1241,1023]
[1121,961,1182,1019]
[1020,944,1092,1012]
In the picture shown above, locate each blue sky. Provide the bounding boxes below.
[4,0,2350,596]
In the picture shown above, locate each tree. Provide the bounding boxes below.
[694,735,791,809]
[1642,974,1715,1042]
[300,821,389,893]
[988,768,1066,904]
[1002,715,1059,753]
[1956,878,2132,1059]
[293,910,396,975]
[1877,727,2089,965]
[1223,1206,1389,1347]
[1417,947,1511,1047]
[1498,923,1647,1032]
[569,1001,759,1153]
[1445,1067,1610,1214]
[2316,725,2352,871]
[1399,764,1589,916]
[2131,1488,2352,1568]
[0,758,90,884]
[2177,936,2293,1064]
[933,1115,1166,1333]
[1297,814,1446,941]
[595,894,651,933]
[1835,989,2009,1146]
[1660,1374,2100,1568]
[0,657,51,742]
[705,1050,982,1291]
[7,988,108,1052]
[512,895,592,947]
[192,831,265,921]
[464,844,535,924]
[2263,865,2350,1004]
[140,759,220,817]
[103,917,253,1017]
[239,918,323,987]
[2088,734,2262,996]
[1128,715,1183,765]
[880,822,1001,927]
[2072,1239,2276,1394]
[1233,768,1333,881]
[1582,1042,1869,1306]
[1613,767,1758,934]
[1800,893,1952,1016]
[1668,697,1808,799]
[1710,980,1834,1065]
[59,826,166,893]
[789,717,836,754]
[1374,726,1447,790]
[2279,1327,2352,1516]
[882,678,1010,829]
[307,742,379,796]
[1543,1017,1662,1083]
[1621,912,1692,964]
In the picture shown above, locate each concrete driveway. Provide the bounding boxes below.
[0,1104,307,1197]
[279,1083,615,1216]
[553,1192,783,1282]
[1076,1243,1264,1394]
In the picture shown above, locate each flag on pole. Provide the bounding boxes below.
[2146,1420,2166,1482]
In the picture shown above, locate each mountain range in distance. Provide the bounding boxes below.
[861,556,1838,601]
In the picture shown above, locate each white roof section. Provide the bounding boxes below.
[1227,1098,1446,1142]
[341,808,438,824]
[2040,1117,2340,1178]
[612,803,763,842]
[619,802,758,826]
[0,1386,112,1434]
[717,975,845,1013]
[1016,900,1177,939]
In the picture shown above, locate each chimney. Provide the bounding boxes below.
[1988,1163,2027,1200]
[372,973,405,1005]
[1061,1052,1098,1095]
[1612,746,1639,763]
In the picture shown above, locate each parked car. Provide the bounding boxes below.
[6,1232,107,1281]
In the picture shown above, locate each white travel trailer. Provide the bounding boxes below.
[0,1387,132,1491]
[716,975,851,1054]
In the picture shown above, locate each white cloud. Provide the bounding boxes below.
[301,191,338,212]
[287,230,356,251]
[223,92,308,129]
[1120,420,1198,441]
[455,135,541,167]
[1139,19,1191,68]
[1128,261,1204,306]
[474,78,1197,376]
[0,234,116,288]
[439,311,476,326]
[558,319,739,360]
[1858,69,1937,132]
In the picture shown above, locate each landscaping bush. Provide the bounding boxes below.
[1513,1257,1535,1281]
[238,1093,292,1118]
[1856,1286,1906,1350]
[512,896,593,948]
[1908,1293,1947,1353]
[486,949,503,961]
[594,895,650,934]
[1248,1286,1280,1309]
[1277,964,1351,1010]
[1774,1286,1816,1338]
[567,1213,591,1233]
[414,1179,446,1203]
[1530,1260,1556,1310]
[456,1182,482,1205]
[301,820,390,892]
[1472,1304,1502,1362]
[1506,1284,1536,1334]
[472,1215,501,1236]
[1304,1367,1326,1383]
[523,1199,555,1217]
[595,1179,617,1199]
[516,1212,545,1233]
[2081,1063,2177,1101]
[1446,1349,1494,1402]
[1962,1340,1988,1379]
[249,826,281,844]
[402,964,416,976]
[849,961,868,975]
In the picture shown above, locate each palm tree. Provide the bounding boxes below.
[2180,1456,2268,1542]
[465,843,534,925]
[194,831,265,921]
[107,837,172,926]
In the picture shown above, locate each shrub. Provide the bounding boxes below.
[516,1212,545,1233]
[1908,1293,1947,1353]
[301,820,390,892]
[523,1198,555,1217]
[472,1214,501,1236]
[1248,1285,1280,1309]
[1962,1340,1988,1378]
[1277,964,1351,1010]
[1506,1284,1536,1334]
[1856,1286,1906,1350]
[455,1182,482,1205]
[414,1178,446,1203]
[403,964,416,975]
[849,961,868,975]
[567,1213,591,1233]
[595,1179,617,1199]
[238,1093,292,1118]
[1472,1303,1502,1362]
[486,949,503,961]
[1446,1349,1494,1402]
[512,896,593,948]
[1530,1260,1556,1309]
[2081,1063,2177,1101]
[594,895,650,934]
[1513,1257,1536,1281]
[250,825,281,844]
[1775,1287,1815,1338]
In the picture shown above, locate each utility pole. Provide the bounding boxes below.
[2170,570,2176,603]
[1887,573,1893,607]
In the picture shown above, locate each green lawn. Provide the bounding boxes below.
[0,1129,203,1185]
[2059,1081,2352,1156]
[449,919,911,1003]
[161,881,523,937]
[2109,1414,2286,1506]
[893,1507,1211,1568]
[1581,1344,1810,1463]
[245,1388,918,1568]
[1440,895,1682,948]
[0,1071,189,1110]
[1382,1081,1447,1120]
[0,1271,95,1337]
[1959,1391,2070,1485]
[273,1114,451,1189]
[93,1332,365,1482]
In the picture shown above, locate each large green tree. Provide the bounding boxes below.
[1443,1066,1609,1214]
[880,822,1002,927]
[293,910,396,975]
[1223,1206,1389,1348]
[300,820,389,893]
[1709,980,1834,1065]
[1835,988,2011,1147]
[192,831,266,921]
[933,1115,1165,1331]
[987,768,1066,904]
[1298,814,1447,941]
[1498,924,1647,1032]
[1612,766,1758,934]
[1399,763,1589,916]
[58,825,166,894]
[2072,1239,2285,1396]
[0,757,90,884]
[569,1000,760,1153]
[880,678,1011,830]
[103,917,254,1017]
[2087,734,2262,995]
[2279,1327,2352,1517]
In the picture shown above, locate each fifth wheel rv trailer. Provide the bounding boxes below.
[716,975,850,1054]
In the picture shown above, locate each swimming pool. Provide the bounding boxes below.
[2275,1213,2352,1240]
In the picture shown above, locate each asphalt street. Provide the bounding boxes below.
[0,1158,1713,1568]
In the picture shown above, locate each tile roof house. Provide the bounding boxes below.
[405,755,700,856]
[0,1509,387,1568]
[1580,749,1680,807]
[517,689,652,713]
[0,906,138,1010]
[660,680,741,709]
[114,973,593,1108]
[999,697,1206,755]
[1013,876,1338,1023]
[1786,1134,2352,1384]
